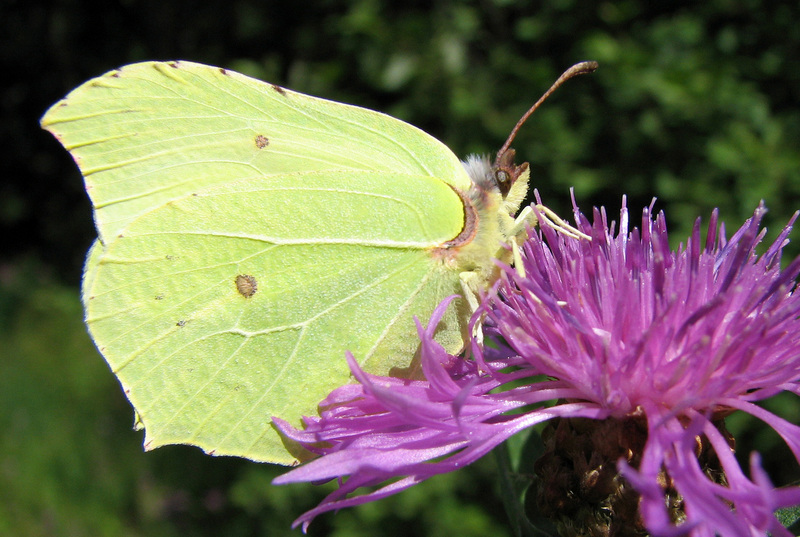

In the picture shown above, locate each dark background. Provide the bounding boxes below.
[2,1,800,536]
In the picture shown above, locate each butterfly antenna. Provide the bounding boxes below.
[496,61,598,161]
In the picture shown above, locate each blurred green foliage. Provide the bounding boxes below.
[3,0,800,535]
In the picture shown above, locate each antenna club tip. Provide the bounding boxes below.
[567,61,599,77]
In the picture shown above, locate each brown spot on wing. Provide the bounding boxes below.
[236,274,257,298]
[255,135,269,149]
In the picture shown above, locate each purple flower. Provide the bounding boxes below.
[274,199,800,536]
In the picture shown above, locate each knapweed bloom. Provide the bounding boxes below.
[274,199,800,536]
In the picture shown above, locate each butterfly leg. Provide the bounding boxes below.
[458,272,485,347]
[508,204,591,242]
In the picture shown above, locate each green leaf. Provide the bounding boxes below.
[776,503,800,533]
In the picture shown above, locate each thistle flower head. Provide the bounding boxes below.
[274,199,800,537]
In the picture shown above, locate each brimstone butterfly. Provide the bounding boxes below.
[41,60,596,464]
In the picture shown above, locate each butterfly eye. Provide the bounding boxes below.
[493,167,514,196]
[495,169,510,185]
